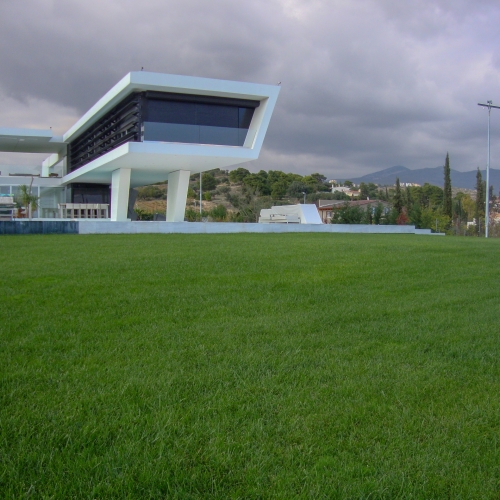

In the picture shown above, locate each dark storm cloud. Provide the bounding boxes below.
[1,0,500,177]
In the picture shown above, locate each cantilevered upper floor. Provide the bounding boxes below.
[61,71,280,186]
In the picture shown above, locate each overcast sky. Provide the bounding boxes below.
[1,0,500,178]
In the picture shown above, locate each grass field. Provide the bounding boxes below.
[1,233,499,499]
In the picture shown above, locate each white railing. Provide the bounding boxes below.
[58,203,109,219]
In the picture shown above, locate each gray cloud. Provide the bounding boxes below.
[1,0,500,177]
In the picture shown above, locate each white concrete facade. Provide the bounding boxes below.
[0,72,280,222]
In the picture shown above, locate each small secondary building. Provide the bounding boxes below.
[259,204,322,224]
[0,72,280,221]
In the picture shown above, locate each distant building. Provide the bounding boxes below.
[331,186,351,194]
[317,199,391,223]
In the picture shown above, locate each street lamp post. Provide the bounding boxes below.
[478,101,500,238]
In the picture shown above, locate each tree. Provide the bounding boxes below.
[373,203,384,224]
[330,203,368,224]
[243,170,270,195]
[367,183,379,199]
[408,202,422,228]
[405,186,413,208]
[229,168,250,184]
[196,172,217,191]
[17,180,39,219]
[309,173,327,184]
[393,177,403,214]
[365,204,373,224]
[287,181,312,198]
[475,168,484,233]
[418,183,443,209]
[420,207,450,233]
[489,185,496,206]
[460,194,475,222]
[302,174,330,192]
[270,180,289,199]
[443,152,452,219]
[359,182,369,200]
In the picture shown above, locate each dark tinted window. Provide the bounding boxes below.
[239,108,254,129]
[197,104,238,128]
[148,100,197,125]
[146,99,254,129]
[71,183,110,204]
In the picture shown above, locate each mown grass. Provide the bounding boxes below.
[0,233,499,499]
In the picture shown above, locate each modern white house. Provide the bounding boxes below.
[0,72,280,221]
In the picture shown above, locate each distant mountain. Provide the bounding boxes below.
[341,166,500,190]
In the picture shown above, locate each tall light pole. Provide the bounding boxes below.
[478,101,500,238]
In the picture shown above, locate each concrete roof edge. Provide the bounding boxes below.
[62,72,280,143]
[0,127,53,138]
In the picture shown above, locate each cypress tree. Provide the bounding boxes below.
[443,152,452,218]
[394,177,403,214]
[475,168,484,233]
[406,186,413,207]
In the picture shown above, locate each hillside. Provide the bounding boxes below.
[341,165,500,190]
[133,168,332,221]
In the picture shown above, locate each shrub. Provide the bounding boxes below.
[134,208,154,221]
[396,212,409,225]
[137,186,165,200]
[196,173,217,191]
[209,205,227,221]
[228,211,245,222]
[216,186,231,195]
[331,203,369,224]
[185,208,209,222]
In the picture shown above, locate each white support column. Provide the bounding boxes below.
[111,168,131,221]
[41,152,65,177]
[166,170,190,222]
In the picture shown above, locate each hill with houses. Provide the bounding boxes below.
[339,165,500,190]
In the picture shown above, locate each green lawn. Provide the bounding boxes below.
[1,233,499,499]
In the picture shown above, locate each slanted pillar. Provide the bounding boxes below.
[111,168,131,221]
[166,170,190,222]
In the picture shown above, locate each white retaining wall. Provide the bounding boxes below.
[78,221,439,235]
